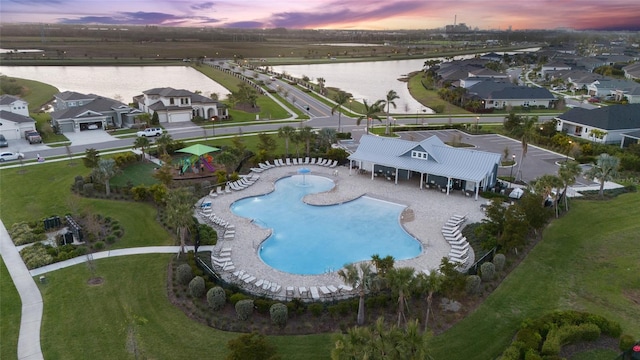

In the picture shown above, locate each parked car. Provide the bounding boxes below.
[588,97,601,103]
[87,124,99,130]
[0,151,25,162]
[24,130,43,144]
[0,135,8,148]
[136,127,163,137]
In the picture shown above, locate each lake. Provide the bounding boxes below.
[0,65,230,104]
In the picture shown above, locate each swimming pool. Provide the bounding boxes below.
[231,175,423,275]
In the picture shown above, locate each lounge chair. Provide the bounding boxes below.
[451,214,467,221]
[316,158,325,166]
[329,160,338,168]
[327,285,338,293]
[250,167,264,173]
[265,161,275,168]
[292,158,298,165]
[216,186,224,195]
[244,276,256,284]
[319,286,331,296]
[286,286,295,298]
[449,255,468,264]
[444,233,464,242]
[310,158,317,165]
[276,159,285,166]
[303,157,310,164]
[286,158,292,166]
[298,158,304,164]
[254,279,264,288]
[449,248,468,257]
[225,186,232,194]
[448,238,468,247]
[310,286,320,300]
[451,243,469,252]
[259,163,270,170]
[299,287,309,298]
[445,218,465,227]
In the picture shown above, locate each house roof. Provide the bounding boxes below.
[591,78,638,91]
[622,129,640,140]
[55,91,97,101]
[556,104,640,130]
[143,87,196,97]
[0,110,35,124]
[467,80,555,101]
[51,97,132,120]
[0,94,25,105]
[348,135,502,183]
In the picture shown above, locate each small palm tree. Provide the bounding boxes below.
[558,160,582,211]
[513,115,539,182]
[331,91,350,133]
[416,270,443,332]
[165,188,195,255]
[386,267,415,327]
[277,125,296,157]
[91,159,120,196]
[337,263,375,326]
[155,133,173,156]
[133,136,151,162]
[356,99,384,134]
[297,126,315,157]
[382,90,400,135]
[584,153,620,198]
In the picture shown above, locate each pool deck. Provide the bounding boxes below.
[197,163,485,301]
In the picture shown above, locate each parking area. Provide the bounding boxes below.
[397,129,595,185]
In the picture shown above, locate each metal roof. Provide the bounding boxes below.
[348,135,502,183]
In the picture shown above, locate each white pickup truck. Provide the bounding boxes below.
[136,127,163,137]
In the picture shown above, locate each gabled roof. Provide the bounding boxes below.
[55,91,97,101]
[591,78,638,90]
[348,135,501,183]
[0,94,26,105]
[143,87,195,97]
[467,80,555,100]
[51,96,133,120]
[556,104,640,130]
[0,110,35,123]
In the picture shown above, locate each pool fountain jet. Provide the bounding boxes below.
[297,167,311,186]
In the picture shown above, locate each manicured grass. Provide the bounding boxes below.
[0,258,21,360]
[37,254,333,360]
[2,76,59,111]
[408,72,470,115]
[429,192,640,359]
[110,162,159,187]
[569,349,620,360]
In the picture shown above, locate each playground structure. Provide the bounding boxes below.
[176,143,221,178]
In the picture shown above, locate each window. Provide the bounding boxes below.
[170,98,174,105]
[411,151,428,160]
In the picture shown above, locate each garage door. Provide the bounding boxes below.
[0,128,21,140]
[59,123,75,133]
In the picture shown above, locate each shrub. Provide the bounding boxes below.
[523,349,543,360]
[82,183,95,196]
[105,235,116,244]
[130,185,150,201]
[206,286,226,310]
[308,303,324,317]
[188,276,206,298]
[254,298,275,314]
[541,323,601,356]
[493,253,506,272]
[619,334,636,351]
[270,303,288,328]
[516,328,543,351]
[499,345,521,360]
[235,299,254,320]
[93,241,105,251]
[480,262,496,282]
[465,275,482,295]
[229,293,249,305]
[19,244,54,269]
[176,263,194,285]
[10,222,46,245]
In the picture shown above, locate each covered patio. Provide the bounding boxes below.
[348,135,502,200]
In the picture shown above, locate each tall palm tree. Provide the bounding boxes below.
[316,77,326,95]
[533,174,564,216]
[416,270,443,332]
[297,126,315,157]
[356,99,384,134]
[165,188,195,255]
[277,125,296,157]
[386,267,416,327]
[514,115,539,182]
[558,160,582,211]
[216,151,238,175]
[584,153,620,198]
[382,90,400,135]
[337,263,375,326]
[316,128,337,151]
[331,91,350,133]
[133,136,151,162]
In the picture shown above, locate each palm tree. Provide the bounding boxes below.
[277,125,296,157]
[416,270,443,332]
[133,136,151,162]
[165,188,195,255]
[155,133,173,156]
[337,263,375,326]
[331,91,350,133]
[386,267,415,327]
[316,128,337,152]
[558,160,582,211]
[216,151,238,175]
[316,77,326,95]
[356,99,384,134]
[382,90,400,135]
[513,115,539,182]
[297,126,315,157]
[91,159,120,196]
[533,174,564,216]
[584,153,620,198]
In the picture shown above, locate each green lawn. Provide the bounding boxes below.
[2,76,59,112]
[429,192,640,359]
[0,258,21,360]
[110,162,159,187]
[407,72,470,115]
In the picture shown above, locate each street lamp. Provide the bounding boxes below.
[211,116,216,136]
[510,154,516,183]
[349,98,353,112]
[566,140,572,161]
[475,116,480,134]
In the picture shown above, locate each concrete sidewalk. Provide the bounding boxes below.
[0,220,44,360]
[1,217,214,360]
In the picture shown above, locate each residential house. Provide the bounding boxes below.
[622,62,640,80]
[541,61,572,77]
[555,104,640,145]
[348,134,502,200]
[134,87,228,124]
[0,95,37,140]
[465,80,556,110]
[587,78,639,97]
[51,93,141,133]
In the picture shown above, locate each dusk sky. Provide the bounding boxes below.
[1,0,639,31]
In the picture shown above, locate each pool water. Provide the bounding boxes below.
[231,175,423,275]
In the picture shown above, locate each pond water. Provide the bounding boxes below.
[0,65,230,104]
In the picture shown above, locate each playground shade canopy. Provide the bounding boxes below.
[176,144,221,156]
